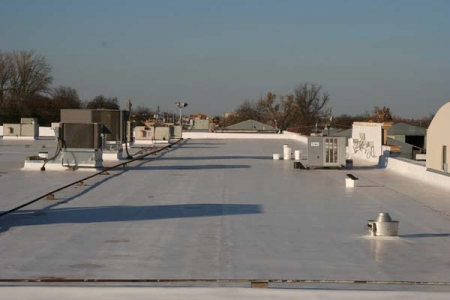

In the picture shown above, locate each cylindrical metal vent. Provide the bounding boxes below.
[376,212,393,223]
[367,213,399,237]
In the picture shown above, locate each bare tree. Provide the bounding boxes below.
[257,92,296,130]
[51,86,83,109]
[421,113,435,128]
[132,105,155,125]
[8,50,53,99]
[333,112,371,129]
[373,106,392,122]
[234,100,265,122]
[0,50,53,123]
[85,95,120,109]
[293,83,330,134]
[0,51,13,101]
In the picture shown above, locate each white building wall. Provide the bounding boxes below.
[351,122,382,163]
[426,102,450,173]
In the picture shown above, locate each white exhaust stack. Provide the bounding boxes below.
[284,147,291,160]
[294,150,301,161]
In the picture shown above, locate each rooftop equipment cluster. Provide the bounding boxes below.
[24,101,137,171]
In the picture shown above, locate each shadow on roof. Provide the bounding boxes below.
[156,156,271,161]
[177,146,221,149]
[399,233,450,238]
[184,142,226,146]
[350,165,382,170]
[128,164,251,170]
[0,204,263,233]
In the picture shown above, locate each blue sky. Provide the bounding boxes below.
[1,0,450,117]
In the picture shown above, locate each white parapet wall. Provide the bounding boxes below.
[182,131,308,143]
[2,126,309,143]
[386,156,450,190]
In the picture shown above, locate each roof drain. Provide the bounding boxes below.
[367,213,399,237]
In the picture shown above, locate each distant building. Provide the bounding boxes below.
[222,120,278,132]
[387,122,427,149]
[191,119,210,131]
[385,122,427,159]
[190,114,207,120]
[426,102,450,174]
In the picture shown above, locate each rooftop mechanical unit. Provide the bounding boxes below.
[60,123,103,149]
[60,109,134,158]
[60,109,132,144]
[134,126,174,142]
[307,136,346,168]
[3,118,39,139]
[59,123,103,168]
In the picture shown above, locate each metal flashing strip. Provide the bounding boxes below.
[0,279,449,286]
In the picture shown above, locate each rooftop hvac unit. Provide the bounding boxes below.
[307,136,346,168]
[2,120,38,138]
[92,110,121,142]
[60,123,103,149]
[59,123,104,168]
[154,126,172,140]
[60,109,130,143]
[20,118,37,125]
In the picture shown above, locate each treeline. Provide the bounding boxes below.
[0,49,122,125]
[223,83,330,135]
[1,49,435,130]
[327,106,433,129]
[224,87,434,134]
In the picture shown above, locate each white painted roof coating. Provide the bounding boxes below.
[1,137,450,298]
[0,287,449,300]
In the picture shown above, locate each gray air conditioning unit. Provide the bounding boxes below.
[60,123,103,149]
[92,110,122,142]
[60,109,130,144]
[59,123,103,168]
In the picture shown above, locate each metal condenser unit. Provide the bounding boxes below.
[307,136,346,168]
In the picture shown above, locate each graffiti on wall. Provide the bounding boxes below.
[353,133,377,158]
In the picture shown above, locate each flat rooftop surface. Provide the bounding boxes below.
[1,138,450,293]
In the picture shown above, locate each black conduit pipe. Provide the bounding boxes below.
[0,139,183,218]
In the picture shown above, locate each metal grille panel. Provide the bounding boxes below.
[92,110,121,142]
[62,123,101,149]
